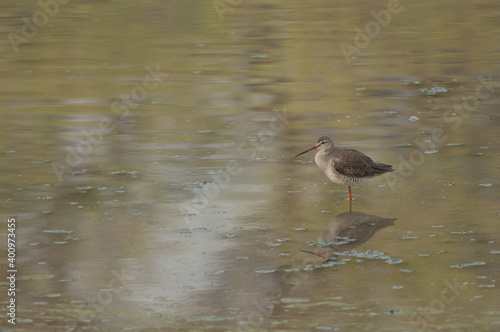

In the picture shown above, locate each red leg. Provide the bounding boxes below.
[348,186,352,212]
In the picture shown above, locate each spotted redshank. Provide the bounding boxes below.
[295,136,395,204]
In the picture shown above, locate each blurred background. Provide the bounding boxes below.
[0,0,499,331]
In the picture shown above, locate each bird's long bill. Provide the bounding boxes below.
[294,145,318,158]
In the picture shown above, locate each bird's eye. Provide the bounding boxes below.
[321,141,325,144]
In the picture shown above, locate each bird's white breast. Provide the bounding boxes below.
[315,151,341,184]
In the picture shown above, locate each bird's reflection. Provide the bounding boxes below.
[302,211,396,263]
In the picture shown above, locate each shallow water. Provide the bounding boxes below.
[1,0,499,331]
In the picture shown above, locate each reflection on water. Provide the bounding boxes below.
[302,211,396,262]
[178,210,399,331]
[1,0,499,331]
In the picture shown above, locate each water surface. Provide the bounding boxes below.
[0,0,499,331]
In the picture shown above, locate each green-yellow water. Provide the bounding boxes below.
[0,1,499,331]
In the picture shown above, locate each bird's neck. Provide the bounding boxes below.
[315,148,336,168]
